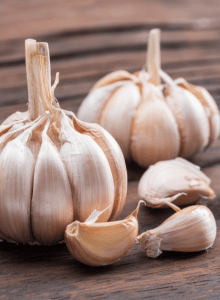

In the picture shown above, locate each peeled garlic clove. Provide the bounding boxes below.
[137,205,216,258]
[138,157,215,208]
[31,116,74,245]
[99,82,141,160]
[130,84,180,167]
[77,81,127,124]
[67,112,127,221]
[60,112,115,222]
[176,78,220,146]
[92,70,138,90]
[0,117,44,243]
[163,80,210,158]
[65,203,140,266]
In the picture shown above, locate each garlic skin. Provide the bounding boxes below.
[65,203,140,266]
[138,158,215,208]
[0,39,127,245]
[77,28,220,168]
[137,205,217,258]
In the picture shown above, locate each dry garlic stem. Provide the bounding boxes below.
[138,158,215,208]
[65,203,140,266]
[137,205,216,258]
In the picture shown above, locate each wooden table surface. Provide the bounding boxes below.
[1,1,220,299]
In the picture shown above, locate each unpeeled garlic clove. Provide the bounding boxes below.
[130,84,180,167]
[99,81,141,160]
[65,203,140,266]
[0,117,45,243]
[138,158,215,208]
[175,77,220,147]
[137,205,216,258]
[31,114,74,245]
[161,70,210,158]
[65,111,127,221]
[60,112,115,222]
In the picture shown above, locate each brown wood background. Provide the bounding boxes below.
[1,1,220,299]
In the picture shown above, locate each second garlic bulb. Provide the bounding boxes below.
[77,28,220,168]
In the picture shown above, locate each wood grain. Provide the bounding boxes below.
[1,1,220,299]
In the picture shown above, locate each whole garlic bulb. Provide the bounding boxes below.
[77,29,220,168]
[137,205,217,258]
[138,158,215,208]
[0,39,127,245]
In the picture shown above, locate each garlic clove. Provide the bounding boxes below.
[65,203,140,266]
[31,115,74,245]
[68,112,127,221]
[99,82,141,160]
[130,84,180,167]
[138,158,215,208]
[2,111,29,126]
[0,117,45,243]
[77,81,127,124]
[92,70,138,90]
[163,81,210,158]
[60,112,115,222]
[137,205,217,258]
[175,78,220,147]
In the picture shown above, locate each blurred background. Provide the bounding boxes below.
[1,0,220,123]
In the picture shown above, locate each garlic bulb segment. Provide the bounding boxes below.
[77,81,128,124]
[60,112,115,222]
[99,82,141,160]
[92,70,138,90]
[137,205,216,258]
[0,117,45,243]
[31,116,74,245]
[130,84,180,167]
[176,78,220,146]
[2,111,29,126]
[66,111,127,221]
[65,202,140,266]
[138,158,215,208]
[161,70,210,158]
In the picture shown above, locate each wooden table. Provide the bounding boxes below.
[1,1,220,299]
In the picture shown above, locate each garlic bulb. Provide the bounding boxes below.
[138,157,215,208]
[65,202,140,266]
[137,205,217,258]
[77,28,220,168]
[0,39,127,245]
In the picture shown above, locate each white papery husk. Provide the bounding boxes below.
[137,205,217,258]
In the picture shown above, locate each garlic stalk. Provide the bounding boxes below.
[65,202,140,266]
[0,38,127,245]
[138,158,215,208]
[137,205,217,258]
[77,28,220,168]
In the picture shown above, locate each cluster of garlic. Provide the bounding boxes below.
[0,39,127,245]
[77,29,220,168]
